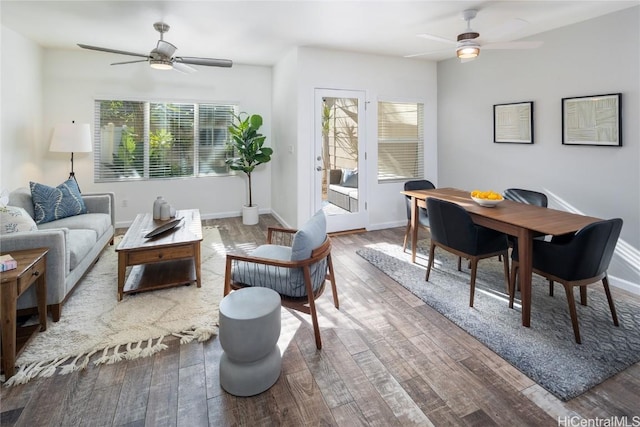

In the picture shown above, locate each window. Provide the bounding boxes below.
[377,101,424,182]
[94,100,236,181]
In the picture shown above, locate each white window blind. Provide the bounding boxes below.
[94,100,237,182]
[377,101,424,182]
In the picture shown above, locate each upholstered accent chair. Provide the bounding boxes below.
[425,197,510,307]
[223,210,339,349]
[510,218,623,344]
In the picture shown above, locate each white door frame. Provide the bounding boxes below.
[313,88,368,233]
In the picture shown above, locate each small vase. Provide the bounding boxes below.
[160,202,171,221]
[153,196,164,220]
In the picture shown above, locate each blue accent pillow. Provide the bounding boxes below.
[342,171,358,188]
[291,210,327,261]
[30,179,87,224]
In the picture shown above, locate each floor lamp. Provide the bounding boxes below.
[49,121,92,192]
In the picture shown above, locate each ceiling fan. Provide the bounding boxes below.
[78,22,232,72]
[407,9,543,61]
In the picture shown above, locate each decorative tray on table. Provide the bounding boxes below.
[144,217,183,238]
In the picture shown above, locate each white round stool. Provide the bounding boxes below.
[219,287,282,396]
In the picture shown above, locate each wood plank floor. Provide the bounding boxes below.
[2,215,639,426]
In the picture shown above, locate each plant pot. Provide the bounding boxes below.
[242,205,259,225]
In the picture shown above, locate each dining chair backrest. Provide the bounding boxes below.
[426,197,478,254]
[403,180,435,219]
[548,218,623,281]
[503,188,548,208]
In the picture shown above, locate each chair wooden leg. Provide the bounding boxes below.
[563,284,581,344]
[327,254,339,309]
[402,220,411,252]
[469,258,479,307]
[509,262,518,308]
[457,256,462,271]
[549,280,554,297]
[426,244,436,281]
[501,250,510,294]
[224,257,233,296]
[580,286,587,306]
[303,266,322,350]
[602,276,619,326]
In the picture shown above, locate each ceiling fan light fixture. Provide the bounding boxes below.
[456,40,480,59]
[150,59,173,70]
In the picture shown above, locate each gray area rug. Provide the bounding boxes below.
[356,240,640,401]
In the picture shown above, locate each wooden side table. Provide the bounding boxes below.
[0,248,48,379]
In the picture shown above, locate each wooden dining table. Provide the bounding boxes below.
[401,187,602,328]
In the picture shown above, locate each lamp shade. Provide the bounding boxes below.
[49,123,92,153]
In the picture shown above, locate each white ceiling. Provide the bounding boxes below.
[1,1,637,66]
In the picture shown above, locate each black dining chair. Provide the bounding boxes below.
[402,180,436,252]
[503,188,548,207]
[501,188,550,261]
[425,197,510,307]
[509,218,623,344]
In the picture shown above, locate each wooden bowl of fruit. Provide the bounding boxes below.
[470,190,504,207]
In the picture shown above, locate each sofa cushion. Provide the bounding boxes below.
[8,188,35,219]
[0,206,38,234]
[30,179,87,224]
[66,229,98,271]
[342,171,358,188]
[291,210,327,261]
[37,213,112,238]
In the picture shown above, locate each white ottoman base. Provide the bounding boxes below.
[219,346,282,397]
[218,287,282,397]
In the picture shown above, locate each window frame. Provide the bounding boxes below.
[93,99,238,182]
[376,99,425,183]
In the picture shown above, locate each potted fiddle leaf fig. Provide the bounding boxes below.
[226,112,273,225]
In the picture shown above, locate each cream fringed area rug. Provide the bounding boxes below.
[3,226,225,387]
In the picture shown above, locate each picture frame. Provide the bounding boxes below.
[562,93,622,146]
[493,101,534,144]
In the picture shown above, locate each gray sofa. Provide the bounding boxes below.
[1,188,115,321]
[328,169,358,212]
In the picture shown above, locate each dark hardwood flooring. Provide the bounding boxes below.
[2,215,639,426]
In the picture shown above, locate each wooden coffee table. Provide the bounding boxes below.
[116,209,203,301]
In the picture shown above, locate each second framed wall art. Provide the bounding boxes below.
[562,93,622,146]
[493,101,534,144]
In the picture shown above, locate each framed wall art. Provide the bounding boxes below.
[562,93,621,146]
[493,101,533,144]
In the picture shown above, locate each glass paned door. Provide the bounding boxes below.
[314,89,367,233]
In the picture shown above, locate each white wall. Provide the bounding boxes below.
[289,47,438,228]
[0,26,44,190]
[1,44,273,227]
[271,48,300,228]
[437,7,640,292]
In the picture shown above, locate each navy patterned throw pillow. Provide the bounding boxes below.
[30,179,87,224]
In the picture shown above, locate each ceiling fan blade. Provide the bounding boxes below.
[156,40,177,58]
[175,57,233,68]
[482,41,543,50]
[404,47,452,58]
[173,62,197,74]
[417,33,457,45]
[482,18,528,41]
[77,44,148,58]
[111,59,149,66]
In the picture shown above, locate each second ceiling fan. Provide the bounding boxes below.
[407,9,543,61]
[78,22,232,72]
